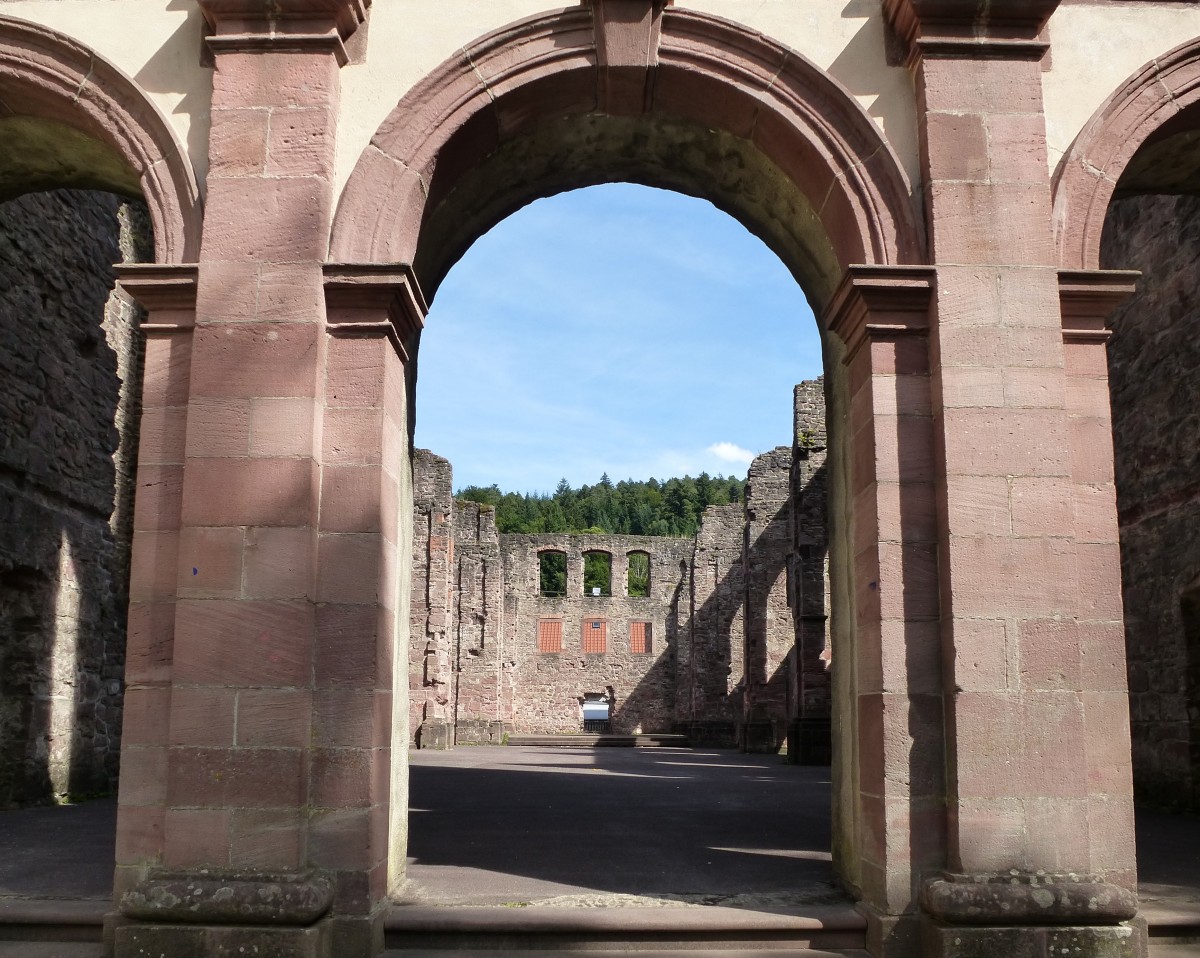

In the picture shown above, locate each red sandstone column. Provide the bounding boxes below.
[825,267,943,955]
[883,1,1141,954]
[319,265,424,947]
[114,4,373,957]
[111,265,198,901]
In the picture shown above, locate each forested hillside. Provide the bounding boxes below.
[457,473,744,537]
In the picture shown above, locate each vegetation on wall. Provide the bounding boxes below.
[457,472,744,537]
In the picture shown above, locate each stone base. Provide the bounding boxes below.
[454,719,510,745]
[115,920,331,958]
[415,720,453,749]
[922,917,1147,958]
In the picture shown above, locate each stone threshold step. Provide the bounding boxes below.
[0,900,106,943]
[382,950,872,957]
[504,735,690,748]
[384,905,866,952]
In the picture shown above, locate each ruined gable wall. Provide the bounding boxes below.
[500,534,692,735]
[686,503,745,745]
[1102,194,1200,807]
[792,379,831,763]
[0,189,148,806]
[741,446,795,752]
[451,501,511,744]
[409,449,455,747]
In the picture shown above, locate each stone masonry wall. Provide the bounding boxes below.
[0,189,149,807]
[741,446,795,752]
[501,534,692,735]
[452,501,511,743]
[685,503,745,746]
[409,449,455,748]
[409,378,832,754]
[1103,193,1200,808]
[791,379,831,763]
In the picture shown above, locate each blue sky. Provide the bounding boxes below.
[414,183,824,495]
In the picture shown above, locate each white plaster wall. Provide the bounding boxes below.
[6,1,1200,225]
[0,0,212,184]
[1044,3,1200,175]
[679,0,921,196]
[337,0,556,197]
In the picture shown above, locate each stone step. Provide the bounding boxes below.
[0,900,105,944]
[382,950,872,957]
[504,734,690,748]
[384,904,867,953]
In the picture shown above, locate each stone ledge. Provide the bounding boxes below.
[119,870,333,926]
[922,872,1138,926]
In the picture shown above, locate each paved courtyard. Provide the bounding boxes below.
[2,746,1200,919]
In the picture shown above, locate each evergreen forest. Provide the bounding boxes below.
[456,472,745,538]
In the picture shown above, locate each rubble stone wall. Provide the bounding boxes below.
[685,503,745,746]
[1103,193,1200,808]
[0,189,149,807]
[408,379,834,754]
[792,379,831,763]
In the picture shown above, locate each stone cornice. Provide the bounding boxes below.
[1058,268,1140,344]
[199,0,369,65]
[114,264,199,331]
[884,0,1058,65]
[824,265,936,364]
[323,263,427,362]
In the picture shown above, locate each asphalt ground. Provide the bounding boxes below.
[2,746,1200,913]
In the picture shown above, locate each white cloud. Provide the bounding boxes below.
[707,442,755,465]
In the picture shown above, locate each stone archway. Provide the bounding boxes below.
[1053,34,1200,273]
[327,0,936,939]
[330,5,923,305]
[0,15,202,264]
[1054,36,1200,813]
[0,1,199,879]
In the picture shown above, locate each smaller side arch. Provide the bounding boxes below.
[0,16,202,263]
[1053,36,1200,270]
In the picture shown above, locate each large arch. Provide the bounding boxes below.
[329,1,937,928]
[330,5,923,310]
[0,15,202,263]
[1053,34,1200,271]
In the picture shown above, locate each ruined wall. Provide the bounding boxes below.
[409,449,455,747]
[686,503,744,746]
[451,501,511,743]
[1102,193,1200,808]
[741,446,795,752]
[409,378,833,753]
[0,189,149,806]
[791,379,831,763]
[501,534,692,735]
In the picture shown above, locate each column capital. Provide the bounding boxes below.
[323,263,427,361]
[1058,268,1140,344]
[883,0,1058,65]
[114,263,199,331]
[823,264,936,363]
[199,0,369,66]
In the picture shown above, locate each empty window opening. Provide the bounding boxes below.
[537,618,563,653]
[581,691,611,733]
[627,551,650,597]
[582,618,607,654]
[539,550,567,597]
[630,620,652,654]
[583,551,612,597]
